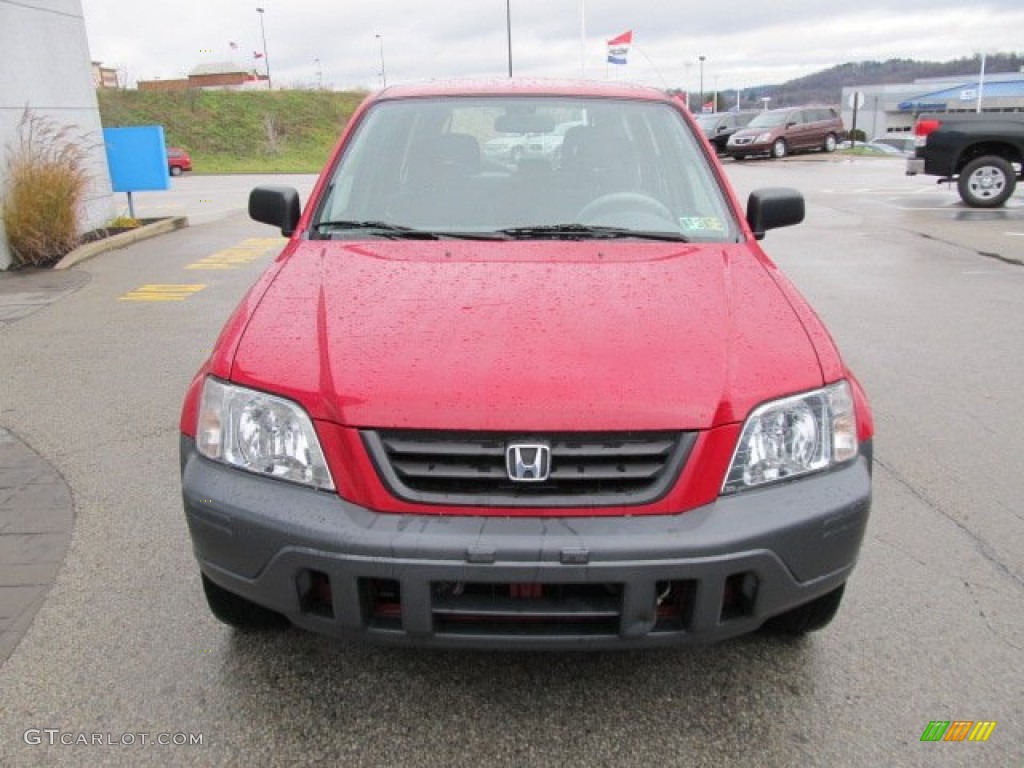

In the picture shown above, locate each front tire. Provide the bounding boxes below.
[771,138,787,159]
[761,584,845,635]
[957,155,1016,208]
[822,133,837,153]
[201,573,289,630]
[170,166,183,177]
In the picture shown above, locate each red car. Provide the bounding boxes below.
[180,80,873,649]
[167,146,192,176]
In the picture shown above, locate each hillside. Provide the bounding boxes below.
[739,53,1024,107]
[96,54,1023,173]
[97,89,366,173]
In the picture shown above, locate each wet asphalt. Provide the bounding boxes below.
[0,161,1021,767]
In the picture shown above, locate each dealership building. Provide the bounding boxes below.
[840,71,1024,140]
[0,0,114,270]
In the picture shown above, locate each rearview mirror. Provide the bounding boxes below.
[746,188,804,240]
[495,113,556,134]
[249,186,301,236]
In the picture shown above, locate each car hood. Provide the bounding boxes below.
[230,240,824,431]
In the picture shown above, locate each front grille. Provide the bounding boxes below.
[362,430,695,507]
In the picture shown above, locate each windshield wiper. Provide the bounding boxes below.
[497,224,689,242]
[313,220,440,240]
[313,221,512,241]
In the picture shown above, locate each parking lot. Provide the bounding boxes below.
[0,156,1021,766]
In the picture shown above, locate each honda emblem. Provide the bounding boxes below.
[506,443,551,483]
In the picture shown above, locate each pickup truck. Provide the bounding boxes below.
[906,112,1024,207]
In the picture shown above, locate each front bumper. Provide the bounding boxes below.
[181,436,872,650]
[726,139,769,156]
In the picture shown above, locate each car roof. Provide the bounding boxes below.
[370,78,674,104]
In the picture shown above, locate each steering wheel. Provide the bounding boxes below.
[577,192,675,224]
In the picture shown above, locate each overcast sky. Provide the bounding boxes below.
[81,0,1023,93]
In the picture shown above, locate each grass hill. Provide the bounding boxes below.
[97,89,366,173]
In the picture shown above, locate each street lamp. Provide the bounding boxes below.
[314,57,322,90]
[375,34,386,88]
[698,55,706,112]
[256,7,271,89]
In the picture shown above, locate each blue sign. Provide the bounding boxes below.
[103,126,170,192]
[897,101,947,112]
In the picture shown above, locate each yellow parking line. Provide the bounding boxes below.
[184,237,285,270]
[119,284,206,302]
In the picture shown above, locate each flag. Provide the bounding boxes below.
[702,101,714,113]
[606,30,632,65]
[254,51,264,59]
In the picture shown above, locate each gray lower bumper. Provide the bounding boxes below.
[181,436,872,649]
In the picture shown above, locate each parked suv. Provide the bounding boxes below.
[180,80,873,650]
[727,107,844,159]
[696,110,758,154]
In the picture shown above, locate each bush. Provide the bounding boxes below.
[2,109,92,268]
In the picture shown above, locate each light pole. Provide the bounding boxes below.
[698,55,706,112]
[315,57,322,90]
[683,61,692,111]
[375,34,386,88]
[256,7,271,89]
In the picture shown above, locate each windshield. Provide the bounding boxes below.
[747,111,789,128]
[314,96,737,243]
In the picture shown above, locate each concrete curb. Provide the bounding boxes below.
[54,216,189,270]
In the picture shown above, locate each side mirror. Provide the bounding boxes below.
[249,186,301,236]
[746,188,804,240]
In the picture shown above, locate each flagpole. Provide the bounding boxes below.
[580,0,586,78]
[506,0,512,77]
[975,52,986,113]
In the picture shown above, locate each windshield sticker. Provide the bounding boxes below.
[678,217,725,233]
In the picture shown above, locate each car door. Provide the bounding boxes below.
[784,110,812,150]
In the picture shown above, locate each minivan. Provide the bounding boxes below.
[726,107,844,160]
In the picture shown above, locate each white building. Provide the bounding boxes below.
[841,71,1024,140]
[0,0,114,269]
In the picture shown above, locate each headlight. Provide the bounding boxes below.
[755,132,773,143]
[196,377,335,490]
[722,381,857,494]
